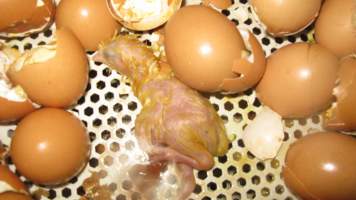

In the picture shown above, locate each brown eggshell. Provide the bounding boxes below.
[56,0,121,51]
[0,165,28,192]
[221,31,266,93]
[7,28,89,108]
[0,192,32,200]
[107,0,182,31]
[251,0,322,36]
[0,0,36,30]
[10,108,90,185]
[165,5,265,93]
[315,0,356,58]
[202,0,233,10]
[0,98,35,123]
[0,0,55,37]
[283,132,356,200]
[256,43,338,118]
[324,57,356,131]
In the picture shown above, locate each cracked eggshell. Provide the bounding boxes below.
[324,57,356,131]
[165,5,266,93]
[250,0,321,37]
[6,28,89,108]
[242,107,284,160]
[0,0,55,38]
[283,132,356,200]
[315,0,356,58]
[0,46,36,123]
[10,108,91,186]
[0,192,32,200]
[0,165,28,194]
[107,0,182,31]
[256,43,338,118]
[56,0,121,51]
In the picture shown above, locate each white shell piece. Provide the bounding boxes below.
[243,107,284,160]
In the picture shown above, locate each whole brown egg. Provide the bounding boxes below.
[6,28,89,108]
[283,132,356,200]
[250,0,322,36]
[315,0,356,58]
[10,108,90,185]
[56,0,121,51]
[256,43,338,118]
[165,5,266,93]
[324,56,356,131]
[0,0,55,38]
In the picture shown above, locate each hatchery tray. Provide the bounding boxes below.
[0,0,322,199]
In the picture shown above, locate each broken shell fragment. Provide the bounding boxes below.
[0,165,29,196]
[107,0,182,31]
[242,107,284,160]
[221,30,266,93]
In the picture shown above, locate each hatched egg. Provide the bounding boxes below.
[0,0,55,38]
[6,28,89,108]
[324,56,356,131]
[165,5,266,93]
[256,43,339,118]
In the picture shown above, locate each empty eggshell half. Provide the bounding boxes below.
[0,44,35,123]
[250,0,322,36]
[6,28,89,108]
[324,56,356,131]
[315,0,356,58]
[256,43,339,118]
[107,0,182,31]
[0,0,55,38]
[165,5,266,93]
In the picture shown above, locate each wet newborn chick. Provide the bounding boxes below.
[94,35,229,199]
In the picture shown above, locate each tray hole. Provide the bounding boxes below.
[237,178,246,187]
[251,175,260,185]
[246,190,256,199]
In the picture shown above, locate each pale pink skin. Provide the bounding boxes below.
[95,36,229,200]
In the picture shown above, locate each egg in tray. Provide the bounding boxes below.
[0,0,356,200]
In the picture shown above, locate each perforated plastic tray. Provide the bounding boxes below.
[0,0,323,199]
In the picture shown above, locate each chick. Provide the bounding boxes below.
[95,35,229,199]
